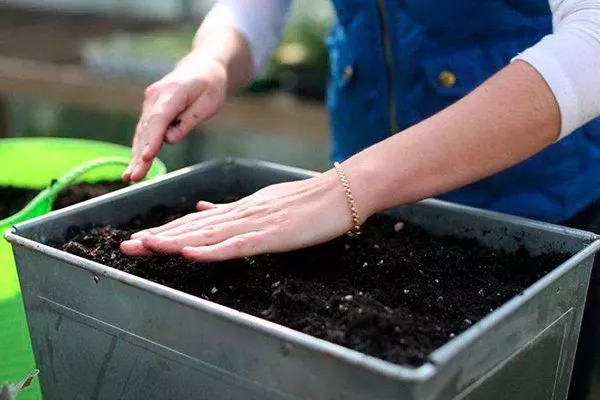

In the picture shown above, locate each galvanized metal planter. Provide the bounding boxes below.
[6,159,600,400]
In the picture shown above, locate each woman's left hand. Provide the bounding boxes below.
[120,172,355,261]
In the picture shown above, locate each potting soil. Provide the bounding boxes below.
[56,205,570,367]
[0,182,127,220]
[53,181,127,210]
[0,187,39,220]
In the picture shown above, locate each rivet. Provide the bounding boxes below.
[438,70,457,88]
[342,65,354,80]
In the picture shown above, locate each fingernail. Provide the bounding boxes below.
[122,239,142,247]
[120,239,136,252]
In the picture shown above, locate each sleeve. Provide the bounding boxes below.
[198,0,293,76]
[513,0,600,139]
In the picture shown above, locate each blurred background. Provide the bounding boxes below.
[0,0,333,172]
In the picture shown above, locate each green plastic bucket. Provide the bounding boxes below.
[0,138,166,400]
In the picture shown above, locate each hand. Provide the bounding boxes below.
[123,54,228,182]
[120,172,357,262]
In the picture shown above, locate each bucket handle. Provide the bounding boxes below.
[1,157,130,227]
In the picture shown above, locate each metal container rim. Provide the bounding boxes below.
[6,158,600,382]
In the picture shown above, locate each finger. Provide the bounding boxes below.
[124,94,159,182]
[142,90,188,160]
[120,239,156,256]
[122,165,133,182]
[130,204,233,239]
[196,201,217,211]
[130,213,200,239]
[164,126,183,146]
[128,160,153,183]
[130,93,187,182]
[141,220,256,254]
[182,231,269,262]
[165,90,219,144]
[130,230,152,239]
[129,123,169,183]
[122,162,133,182]
[128,148,153,183]
[123,120,146,182]
[198,198,240,208]
[147,206,243,238]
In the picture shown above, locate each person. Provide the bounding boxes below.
[120,1,600,398]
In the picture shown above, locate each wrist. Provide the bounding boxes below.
[338,155,391,221]
[186,30,253,94]
[323,160,379,229]
[312,170,357,233]
[173,51,230,97]
[176,49,226,74]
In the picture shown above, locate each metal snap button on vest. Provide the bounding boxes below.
[438,70,457,88]
[342,65,354,81]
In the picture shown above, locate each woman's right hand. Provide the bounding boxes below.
[122,53,229,182]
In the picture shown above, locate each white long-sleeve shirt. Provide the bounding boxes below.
[201,0,600,139]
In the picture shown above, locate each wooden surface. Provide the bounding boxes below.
[0,5,329,143]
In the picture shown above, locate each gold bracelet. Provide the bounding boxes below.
[333,162,361,237]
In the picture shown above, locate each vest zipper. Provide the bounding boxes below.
[376,0,398,134]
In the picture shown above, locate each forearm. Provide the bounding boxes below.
[341,0,600,221]
[185,0,292,95]
[342,61,560,219]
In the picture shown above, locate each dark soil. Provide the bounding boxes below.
[56,206,570,367]
[0,181,127,220]
[0,187,39,220]
[53,181,127,210]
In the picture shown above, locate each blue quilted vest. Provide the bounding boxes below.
[326,0,600,223]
